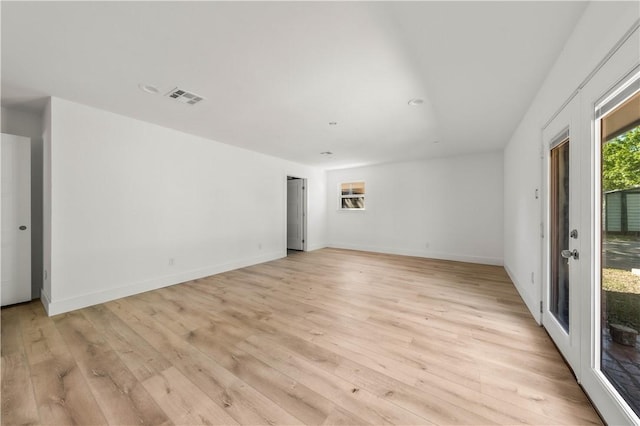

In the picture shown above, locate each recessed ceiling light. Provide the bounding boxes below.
[138,83,160,94]
[408,98,424,106]
[320,151,333,155]
[433,140,440,144]
[328,121,338,125]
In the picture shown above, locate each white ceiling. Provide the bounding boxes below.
[2,1,588,169]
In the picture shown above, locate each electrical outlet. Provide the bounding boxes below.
[531,272,534,284]
[169,258,175,266]
[425,242,430,249]
[258,243,262,250]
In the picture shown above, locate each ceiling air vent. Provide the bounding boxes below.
[165,87,205,105]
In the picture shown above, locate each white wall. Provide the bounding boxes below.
[42,101,52,306]
[327,151,504,265]
[43,97,326,315]
[1,107,44,299]
[503,2,640,322]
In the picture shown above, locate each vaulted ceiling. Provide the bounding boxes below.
[2,1,588,168]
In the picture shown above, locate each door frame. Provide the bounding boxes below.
[541,97,582,376]
[285,175,307,252]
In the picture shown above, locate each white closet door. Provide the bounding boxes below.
[1,133,31,306]
[287,179,304,250]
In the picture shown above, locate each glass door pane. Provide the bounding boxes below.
[551,139,571,331]
[600,90,640,418]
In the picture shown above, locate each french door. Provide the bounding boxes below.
[581,63,640,424]
[542,25,639,425]
[542,97,582,375]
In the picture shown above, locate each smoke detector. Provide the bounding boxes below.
[165,87,205,105]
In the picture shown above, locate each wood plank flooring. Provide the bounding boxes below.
[1,248,602,425]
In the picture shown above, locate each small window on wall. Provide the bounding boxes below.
[340,181,365,210]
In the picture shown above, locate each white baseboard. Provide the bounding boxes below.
[305,243,327,252]
[40,287,52,315]
[504,263,541,325]
[43,251,284,316]
[328,242,503,266]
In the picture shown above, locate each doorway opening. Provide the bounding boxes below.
[286,176,307,254]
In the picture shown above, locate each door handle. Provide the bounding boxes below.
[561,249,579,260]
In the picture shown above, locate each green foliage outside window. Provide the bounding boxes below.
[603,126,640,192]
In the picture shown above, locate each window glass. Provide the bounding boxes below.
[599,89,640,419]
[340,182,365,209]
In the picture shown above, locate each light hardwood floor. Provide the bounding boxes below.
[1,248,601,425]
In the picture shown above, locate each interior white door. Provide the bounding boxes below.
[541,97,582,375]
[1,133,31,306]
[287,178,304,250]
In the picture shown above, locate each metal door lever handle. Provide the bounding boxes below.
[561,249,579,260]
